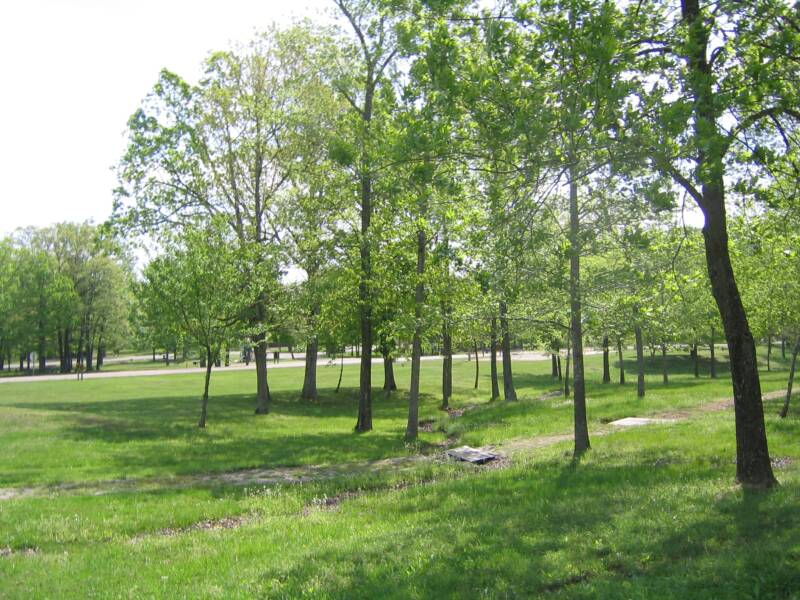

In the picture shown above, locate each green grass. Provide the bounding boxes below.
[0,348,798,598]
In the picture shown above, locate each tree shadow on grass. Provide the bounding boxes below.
[6,386,452,481]
[251,446,800,599]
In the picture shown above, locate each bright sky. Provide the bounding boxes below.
[0,0,329,236]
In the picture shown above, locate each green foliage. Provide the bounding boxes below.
[0,224,131,372]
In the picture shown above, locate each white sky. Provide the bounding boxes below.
[0,0,329,236]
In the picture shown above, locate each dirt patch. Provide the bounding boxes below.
[771,456,793,469]
[0,546,39,558]
[501,433,574,454]
[418,419,436,433]
[541,571,591,592]
[131,515,252,542]
[446,407,466,417]
[0,487,37,501]
[478,453,511,470]
[303,491,361,515]
[0,460,414,502]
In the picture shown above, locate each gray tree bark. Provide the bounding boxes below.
[499,300,517,401]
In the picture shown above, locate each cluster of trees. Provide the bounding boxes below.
[0,224,131,373]
[110,0,798,488]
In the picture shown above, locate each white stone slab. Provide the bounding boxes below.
[446,446,498,464]
[609,417,676,427]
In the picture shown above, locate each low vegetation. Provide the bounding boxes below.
[1,351,798,598]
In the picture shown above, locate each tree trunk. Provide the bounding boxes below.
[382,346,397,393]
[253,331,271,414]
[602,335,611,383]
[692,341,700,378]
[779,336,800,418]
[335,350,344,394]
[301,336,318,401]
[301,297,320,400]
[568,169,589,454]
[407,330,423,441]
[635,324,645,398]
[57,330,64,373]
[490,316,500,401]
[710,326,717,379]
[406,219,426,441]
[152,347,156,362]
[557,353,562,380]
[617,337,625,384]
[97,340,105,370]
[551,353,558,378]
[64,328,72,372]
[564,335,571,398]
[441,309,452,410]
[198,347,213,428]
[782,336,786,360]
[499,300,517,401]
[76,329,84,370]
[38,335,46,373]
[662,342,668,385]
[473,340,480,389]
[87,343,94,372]
[355,164,374,432]
[767,335,772,371]
[681,0,775,487]
[709,271,777,471]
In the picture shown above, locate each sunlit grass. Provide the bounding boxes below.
[0,347,797,598]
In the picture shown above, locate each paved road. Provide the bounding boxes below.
[0,351,566,384]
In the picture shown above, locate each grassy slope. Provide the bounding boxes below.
[0,349,798,598]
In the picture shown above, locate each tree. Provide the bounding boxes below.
[504,0,632,452]
[116,29,319,414]
[0,239,15,371]
[332,0,399,432]
[141,221,247,428]
[629,0,800,486]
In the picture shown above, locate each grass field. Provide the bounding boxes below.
[0,349,798,598]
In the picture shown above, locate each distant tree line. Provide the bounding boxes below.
[0,223,131,373]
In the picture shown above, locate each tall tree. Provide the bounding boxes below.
[630,0,800,486]
[116,29,313,414]
[332,0,399,432]
[141,221,247,428]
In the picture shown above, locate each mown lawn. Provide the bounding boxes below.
[0,348,798,598]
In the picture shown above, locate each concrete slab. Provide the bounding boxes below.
[609,417,676,427]
[446,446,498,464]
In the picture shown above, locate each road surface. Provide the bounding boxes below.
[0,351,573,384]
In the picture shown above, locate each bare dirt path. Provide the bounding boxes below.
[2,387,789,503]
